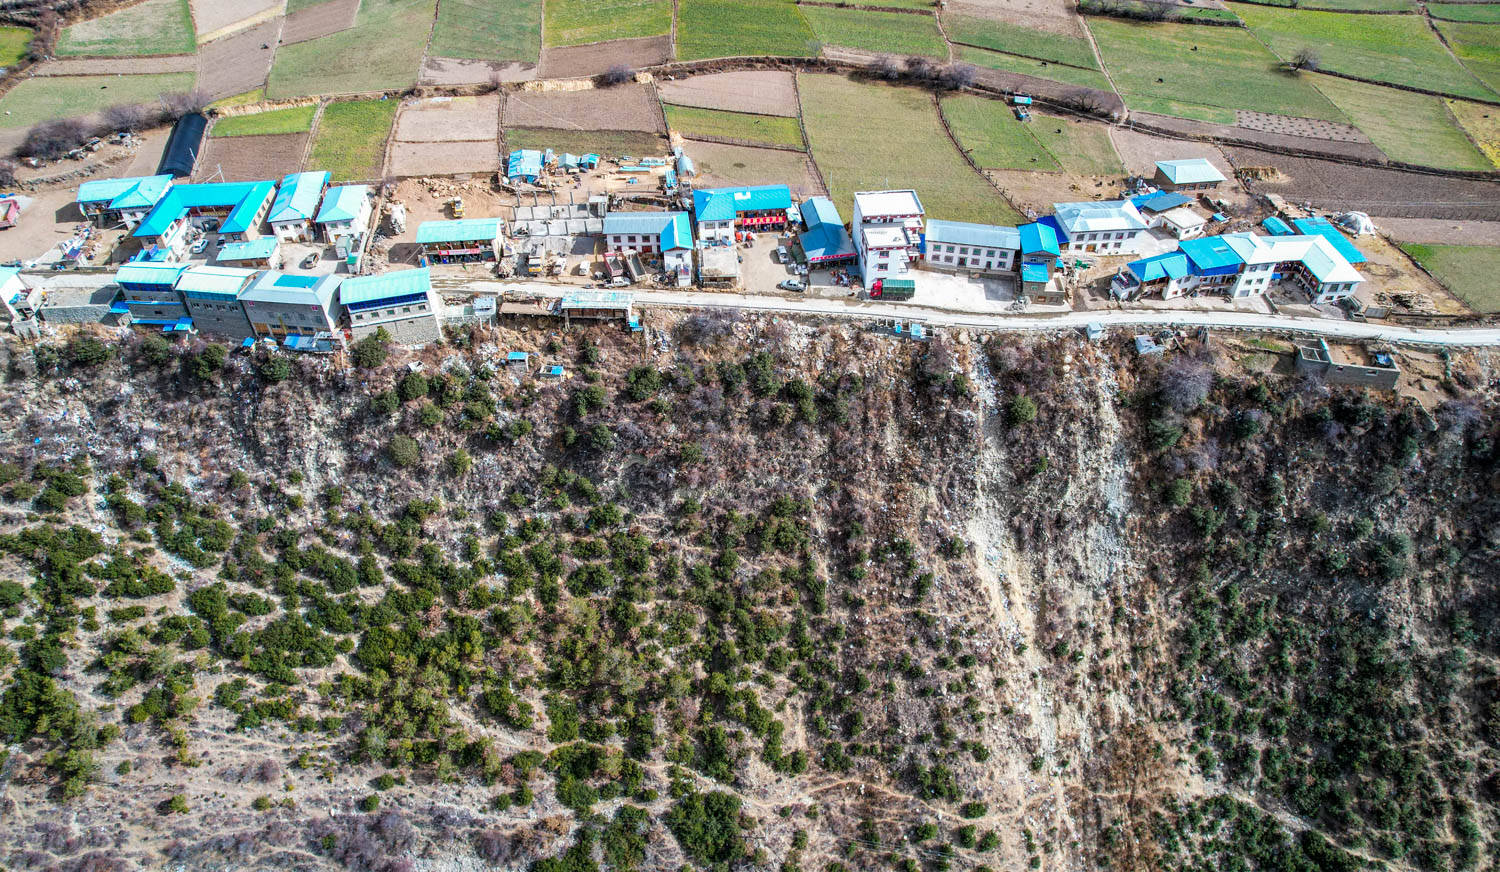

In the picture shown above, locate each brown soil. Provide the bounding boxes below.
[656,70,801,116]
[118,126,172,177]
[503,82,664,132]
[537,35,673,79]
[945,0,1089,39]
[1108,125,1234,178]
[968,64,1126,120]
[191,0,282,38]
[1227,145,1500,221]
[684,138,826,196]
[280,0,357,45]
[395,94,500,142]
[1375,216,1500,246]
[193,132,308,180]
[388,140,500,176]
[986,168,1118,214]
[420,57,536,85]
[30,55,198,75]
[1130,112,1385,162]
[197,18,282,99]
[1233,110,1369,143]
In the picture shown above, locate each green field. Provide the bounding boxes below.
[1234,4,1497,100]
[1312,76,1491,170]
[1434,20,1500,95]
[542,0,672,46]
[799,74,1021,224]
[211,105,318,138]
[308,99,398,181]
[941,95,1060,170]
[1029,115,1124,175]
[0,73,195,129]
[267,0,435,97]
[1447,98,1500,167]
[676,0,818,60]
[1429,2,1500,21]
[663,105,805,148]
[1399,244,1500,313]
[946,15,1100,68]
[0,26,31,67]
[956,45,1115,91]
[430,0,542,61]
[1284,0,1416,10]
[504,127,668,157]
[1089,17,1345,121]
[799,6,948,57]
[57,0,195,56]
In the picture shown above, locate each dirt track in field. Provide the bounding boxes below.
[388,140,499,176]
[503,83,664,132]
[194,132,308,180]
[281,0,358,45]
[537,35,673,79]
[395,94,500,141]
[197,18,282,98]
[657,71,800,117]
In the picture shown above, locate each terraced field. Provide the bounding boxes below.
[1311,76,1491,171]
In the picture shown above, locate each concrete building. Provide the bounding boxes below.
[1047,200,1149,255]
[602,211,692,286]
[76,174,172,227]
[268,171,330,242]
[316,185,373,247]
[698,246,740,288]
[415,218,504,263]
[924,219,1018,275]
[239,271,343,340]
[559,289,632,324]
[852,190,924,282]
[1295,339,1399,390]
[216,237,281,269]
[0,267,40,325]
[798,197,855,268]
[177,266,257,339]
[692,185,793,243]
[1153,158,1226,192]
[36,278,122,324]
[133,181,277,257]
[1221,232,1364,304]
[114,262,189,326]
[1134,191,1206,240]
[1018,222,1062,303]
[339,267,443,344]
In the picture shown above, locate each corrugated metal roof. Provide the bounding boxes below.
[78,174,173,209]
[507,149,542,179]
[561,290,632,309]
[1051,200,1147,235]
[1262,216,1293,235]
[338,267,430,306]
[1020,262,1050,283]
[926,219,1020,250]
[270,171,330,223]
[1018,222,1060,256]
[1134,191,1193,213]
[1155,158,1226,185]
[693,185,792,222]
[800,196,843,230]
[217,237,279,261]
[240,270,342,306]
[1127,251,1189,282]
[1291,217,1366,264]
[316,185,371,223]
[415,218,503,244]
[1179,236,1244,272]
[115,262,187,286]
[134,181,277,237]
[177,265,256,296]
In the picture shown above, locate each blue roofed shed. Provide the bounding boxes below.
[1126,251,1190,283]
[507,149,543,181]
[1291,217,1366,264]
[1262,216,1293,236]
[217,236,280,264]
[799,197,855,265]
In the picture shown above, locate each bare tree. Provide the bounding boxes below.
[934,62,977,90]
[871,55,903,81]
[1159,355,1213,412]
[903,55,938,82]
[102,103,154,132]
[598,64,634,86]
[1141,0,1177,20]
[160,88,211,120]
[1290,47,1321,72]
[17,118,91,160]
[0,160,16,187]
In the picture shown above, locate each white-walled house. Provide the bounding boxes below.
[923,220,1018,275]
[852,190,924,282]
[268,171,330,242]
[1049,200,1149,255]
[315,185,373,247]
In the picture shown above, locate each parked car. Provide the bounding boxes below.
[301,252,319,269]
[188,237,209,254]
[775,246,788,264]
[777,279,806,292]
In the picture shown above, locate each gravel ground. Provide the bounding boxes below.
[657,71,800,117]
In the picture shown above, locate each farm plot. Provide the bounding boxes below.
[389,141,500,176]
[941,96,1059,170]
[57,0,196,56]
[194,133,308,180]
[657,71,800,117]
[1030,115,1123,175]
[430,0,541,62]
[396,95,500,141]
[956,45,1114,91]
[945,0,1085,36]
[542,0,671,47]
[799,7,949,58]
[422,58,537,85]
[1234,4,1497,100]
[945,15,1099,68]
[1429,3,1500,22]
[503,127,667,157]
[1398,244,1500,312]
[1088,18,1345,122]
[503,84,663,132]
[799,74,1021,225]
[0,73,196,129]
[663,105,804,148]
[308,99,399,180]
[268,0,434,97]
[1312,76,1490,171]
[0,27,29,67]
[212,104,317,137]
[537,36,673,77]
[191,0,283,40]
[1447,99,1500,168]
[196,19,281,99]
[675,0,818,60]
[280,0,359,44]
[683,140,824,195]
[1435,21,1500,95]
[33,56,198,75]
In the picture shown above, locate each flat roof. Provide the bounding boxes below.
[338,267,430,306]
[926,219,1019,250]
[415,217,504,244]
[854,189,924,218]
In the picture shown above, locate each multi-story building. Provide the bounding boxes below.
[239,271,344,340]
[132,181,277,257]
[415,218,505,263]
[177,266,257,339]
[692,185,793,243]
[316,185,373,247]
[923,219,1018,275]
[852,190,924,283]
[114,262,189,326]
[1114,232,1364,304]
[1048,200,1150,255]
[268,171,330,242]
[75,174,172,227]
[339,267,442,344]
[797,197,855,269]
[602,211,693,286]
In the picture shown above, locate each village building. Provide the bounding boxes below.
[133,181,277,258]
[852,190,924,282]
[1018,222,1062,302]
[76,175,172,227]
[506,149,544,184]
[1047,200,1149,255]
[415,217,504,263]
[602,211,693,286]
[692,185,793,243]
[1290,216,1367,265]
[0,267,40,329]
[1133,191,1206,240]
[239,271,343,340]
[316,185,373,247]
[559,289,632,325]
[114,262,190,327]
[216,237,281,269]
[1295,340,1399,390]
[177,265,257,339]
[339,267,443,344]
[924,219,1018,275]
[268,171,330,242]
[1153,158,1227,192]
[1221,232,1364,303]
[698,246,740,288]
[797,197,855,269]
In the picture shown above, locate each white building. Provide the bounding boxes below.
[315,185,373,247]
[852,190,924,282]
[1050,200,1149,255]
[602,211,693,286]
[1221,233,1364,304]
[923,219,1018,275]
[268,171,330,243]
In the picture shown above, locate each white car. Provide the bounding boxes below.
[189,237,209,254]
[777,279,806,292]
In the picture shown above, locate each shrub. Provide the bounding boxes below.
[190,344,227,380]
[18,118,90,161]
[66,336,111,367]
[140,336,173,366]
[102,103,156,133]
[387,435,419,468]
[371,390,398,415]
[1167,478,1191,507]
[1007,396,1038,426]
[397,372,428,402]
[599,64,634,86]
[257,356,291,383]
[665,791,743,867]
[351,331,390,369]
[446,449,472,477]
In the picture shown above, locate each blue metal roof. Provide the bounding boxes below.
[338,267,430,306]
[1262,216,1293,235]
[240,271,342,306]
[693,185,793,222]
[415,218,503,244]
[78,174,174,210]
[927,219,1019,250]
[1132,191,1193,213]
[800,196,842,230]
[134,180,276,237]
[217,236,279,261]
[1018,222,1060,256]
[270,171,330,223]
[1178,236,1244,273]
[1020,262,1050,283]
[799,196,854,262]
[506,351,529,361]
[603,211,692,250]
[115,262,187,287]
[1126,251,1189,282]
[507,149,542,179]
[177,266,255,296]
[1292,217,1366,264]
[1155,158,1225,185]
[316,185,370,223]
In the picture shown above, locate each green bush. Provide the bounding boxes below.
[387,435,420,468]
[66,336,111,367]
[351,331,390,369]
[665,791,744,867]
[257,355,291,383]
[1007,396,1038,426]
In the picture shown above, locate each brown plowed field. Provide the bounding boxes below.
[281,0,358,45]
[1227,145,1500,221]
[1129,112,1384,162]
[395,94,500,142]
[503,83,663,132]
[192,0,282,38]
[33,55,198,75]
[197,19,281,98]
[388,140,499,176]
[657,71,800,117]
[946,0,1088,38]
[193,132,307,181]
[1108,126,1235,178]
[421,57,536,85]
[684,139,825,196]
[969,64,1125,119]
[537,35,672,79]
